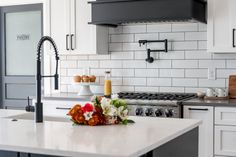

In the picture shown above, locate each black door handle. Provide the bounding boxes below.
[188,108,208,111]
[66,34,70,50]
[233,29,236,48]
[71,34,74,50]
[56,107,71,110]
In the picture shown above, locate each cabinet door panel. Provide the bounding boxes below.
[215,107,236,125]
[215,126,236,156]
[75,0,108,54]
[184,106,214,157]
[50,0,70,54]
[208,0,236,53]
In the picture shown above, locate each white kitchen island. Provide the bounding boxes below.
[0,109,201,157]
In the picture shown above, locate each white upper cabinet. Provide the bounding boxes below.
[50,0,108,55]
[208,0,236,53]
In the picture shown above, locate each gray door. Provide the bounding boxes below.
[0,4,43,109]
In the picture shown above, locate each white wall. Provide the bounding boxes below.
[59,22,235,94]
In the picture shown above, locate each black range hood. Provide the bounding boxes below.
[89,0,207,27]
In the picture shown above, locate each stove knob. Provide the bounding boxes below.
[135,108,143,116]
[155,109,163,117]
[165,109,174,117]
[145,108,153,116]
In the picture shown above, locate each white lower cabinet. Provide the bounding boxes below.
[32,99,88,117]
[215,107,236,157]
[184,106,214,157]
[215,126,236,156]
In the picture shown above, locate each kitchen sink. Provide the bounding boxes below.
[5,113,71,122]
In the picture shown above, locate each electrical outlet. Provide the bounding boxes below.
[208,68,216,80]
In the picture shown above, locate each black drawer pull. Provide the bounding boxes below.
[188,108,208,111]
[233,29,236,48]
[56,107,71,110]
[66,34,70,50]
[71,34,75,50]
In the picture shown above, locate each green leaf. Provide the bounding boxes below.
[122,119,128,125]
[127,119,135,124]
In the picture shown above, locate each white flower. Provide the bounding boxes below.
[83,112,93,121]
[117,106,128,120]
[101,97,117,116]
[111,94,119,100]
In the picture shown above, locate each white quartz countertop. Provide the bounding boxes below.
[0,109,201,157]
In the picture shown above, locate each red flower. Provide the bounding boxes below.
[82,103,94,113]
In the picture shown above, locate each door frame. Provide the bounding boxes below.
[0,4,43,109]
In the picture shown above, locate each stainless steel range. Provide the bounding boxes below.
[118,92,196,118]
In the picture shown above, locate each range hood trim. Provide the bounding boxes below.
[89,0,207,27]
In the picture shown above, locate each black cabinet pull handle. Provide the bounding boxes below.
[66,34,70,50]
[56,107,71,110]
[233,29,236,48]
[188,108,208,111]
[71,34,74,50]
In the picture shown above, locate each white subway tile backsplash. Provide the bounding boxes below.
[111,51,134,60]
[172,23,198,32]
[89,55,110,60]
[110,34,134,43]
[123,43,146,51]
[100,60,122,68]
[67,69,84,76]
[199,60,225,68]
[147,24,171,33]
[123,25,146,33]
[159,51,185,59]
[109,43,123,51]
[198,41,207,50]
[77,61,99,68]
[160,69,184,78]
[147,78,172,86]
[185,32,207,41]
[90,69,108,76]
[135,69,159,77]
[109,26,123,34]
[147,60,171,68]
[217,69,236,78]
[60,61,77,68]
[185,50,211,59]
[173,78,198,87]
[134,33,159,42]
[123,78,146,86]
[123,60,146,68]
[159,32,185,41]
[227,60,236,68]
[198,23,207,31]
[134,51,148,60]
[60,77,72,85]
[172,60,198,68]
[135,86,159,92]
[112,86,134,93]
[66,55,88,60]
[172,41,198,50]
[112,69,134,77]
[185,69,208,78]
[160,87,185,93]
[199,79,225,88]
[59,22,234,94]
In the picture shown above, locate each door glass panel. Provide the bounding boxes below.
[5,11,41,76]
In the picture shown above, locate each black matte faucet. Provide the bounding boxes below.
[36,36,59,123]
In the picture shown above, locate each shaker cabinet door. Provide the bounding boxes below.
[208,0,236,53]
[215,126,236,156]
[50,0,71,54]
[184,106,214,157]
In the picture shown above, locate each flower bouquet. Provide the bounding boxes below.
[67,96,135,126]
